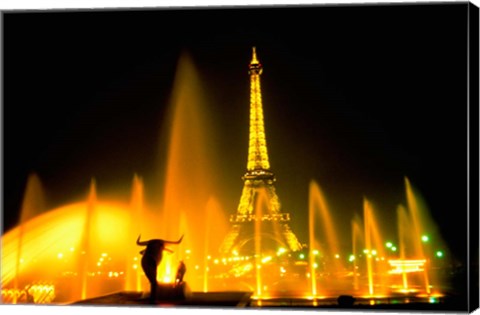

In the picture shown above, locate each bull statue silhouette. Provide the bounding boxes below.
[136,234,184,302]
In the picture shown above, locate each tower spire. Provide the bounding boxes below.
[244,47,272,180]
[250,46,259,65]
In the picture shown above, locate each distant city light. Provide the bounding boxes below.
[299,253,305,260]
[386,242,393,248]
[391,246,397,252]
[349,255,355,262]
[262,256,272,264]
[312,249,319,256]
[421,235,429,242]
[436,250,444,258]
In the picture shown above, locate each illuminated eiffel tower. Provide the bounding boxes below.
[219,47,303,255]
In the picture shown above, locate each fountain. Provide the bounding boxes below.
[125,174,145,292]
[351,216,363,291]
[1,51,227,303]
[12,173,45,304]
[1,49,452,308]
[308,180,346,298]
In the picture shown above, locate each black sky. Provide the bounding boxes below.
[2,4,470,264]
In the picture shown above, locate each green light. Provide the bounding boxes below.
[391,246,397,252]
[299,253,305,260]
[312,250,319,256]
[348,255,355,262]
[386,242,393,248]
[436,250,444,258]
[429,297,438,303]
[421,235,429,242]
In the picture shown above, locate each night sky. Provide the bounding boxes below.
[3,3,470,266]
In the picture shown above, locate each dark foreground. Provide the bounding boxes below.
[72,291,468,311]
[73,291,252,307]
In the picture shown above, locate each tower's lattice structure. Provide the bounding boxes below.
[219,47,302,255]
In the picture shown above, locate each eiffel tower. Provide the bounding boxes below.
[219,47,303,256]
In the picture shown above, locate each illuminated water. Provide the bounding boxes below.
[1,52,450,305]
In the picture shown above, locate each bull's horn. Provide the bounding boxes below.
[164,235,184,245]
[136,235,149,246]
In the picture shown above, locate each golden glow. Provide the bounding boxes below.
[416,292,444,298]
[221,49,303,255]
[1,50,450,302]
[1,284,56,304]
[308,188,317,297]
[246,47,270,172]
[388,259,426,274]
[247,70,270,171]
[251,47,259,64]
[261,256,272,264]
[405,177,431,294]
[221,50,303,254]
[309,181,343,268]
[254,194,263,298]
